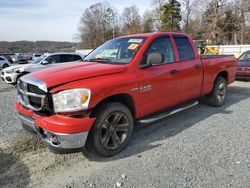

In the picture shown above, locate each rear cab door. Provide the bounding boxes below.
[135,34,180,117]
[59,54,74,63]
[173,35,203,102]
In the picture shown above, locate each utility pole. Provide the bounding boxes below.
[240,11,244,45]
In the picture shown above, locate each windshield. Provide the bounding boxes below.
[83,37,147,65]
[238,53,246,61]
[30,56,45,64]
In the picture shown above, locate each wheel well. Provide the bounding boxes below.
[90,94,135,118]
[216,71,228,83]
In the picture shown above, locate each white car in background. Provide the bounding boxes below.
[32,54,42,61]
[0,53,84,84]
[0,56,10,70]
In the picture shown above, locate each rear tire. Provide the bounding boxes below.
[88,102,134,157]
[205,76,227,107]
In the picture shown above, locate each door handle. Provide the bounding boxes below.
[170,69,179,74]
[194,64,201,69]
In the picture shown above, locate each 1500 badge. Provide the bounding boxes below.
[131,85,152,93]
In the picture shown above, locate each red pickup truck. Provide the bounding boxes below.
[16,32,236,156]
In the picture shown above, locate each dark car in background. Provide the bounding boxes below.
[236,50,250,80]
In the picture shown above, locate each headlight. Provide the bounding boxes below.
[6,68,19,74]
[52,88,91,113]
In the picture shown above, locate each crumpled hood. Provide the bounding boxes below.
[22,64,47,73]
[3,64,31,72]
[27,62,126,88]
[237,61,250,67]
[23,62,79,73]
[23,63,63,72]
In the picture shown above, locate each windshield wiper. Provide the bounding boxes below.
[84,58,112,64]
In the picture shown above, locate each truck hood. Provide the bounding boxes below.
[28,62,126,88]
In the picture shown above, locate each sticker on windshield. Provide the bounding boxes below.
[128,43,139,50]
[128,39,143,43]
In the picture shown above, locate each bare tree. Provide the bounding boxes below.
[142,10,154,33]
[202,0,229,44]
[236,0,250,44]
[121,5,142,35]
[180,0,199,33]
[78,2,117,49]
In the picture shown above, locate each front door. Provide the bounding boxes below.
[136,36,180,117]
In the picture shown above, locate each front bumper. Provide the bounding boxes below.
[236,71,250,80]
[16,102,96,153]
[0,71,19,84]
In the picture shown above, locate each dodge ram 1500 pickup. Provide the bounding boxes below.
[16,32,236,156]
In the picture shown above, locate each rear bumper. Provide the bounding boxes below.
[16,102,96,153]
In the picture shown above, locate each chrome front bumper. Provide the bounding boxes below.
[19,114,89,152]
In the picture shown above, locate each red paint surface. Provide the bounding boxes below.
[16,32,237,134]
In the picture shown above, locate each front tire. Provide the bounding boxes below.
[2,64,9,69]
[205,76,228,107]
[88,102,134,157]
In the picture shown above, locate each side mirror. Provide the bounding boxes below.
[42,60,49,65]
[147,52,164,66]
[139,52,164,68]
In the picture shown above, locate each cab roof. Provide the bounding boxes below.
[119,32,189,38]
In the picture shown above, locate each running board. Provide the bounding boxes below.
[138,101,199,124]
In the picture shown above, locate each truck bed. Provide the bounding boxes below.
[200,54,236,96]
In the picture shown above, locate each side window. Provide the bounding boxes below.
[60,55,73,63]
[45,55,60,64]
[173,36,195,61]
[0,57,4,61]
[144,37,175,64]
[73,55,82,61]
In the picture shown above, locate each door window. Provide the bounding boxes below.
[59,55,74,63]
[173,36,195,61]
[144,37,175,64]
[45,55,60,64]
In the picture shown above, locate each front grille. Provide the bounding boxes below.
[238,67,250,71]
[29,96,42,108]
[1,70,4,76]
[18,78,47,111]
[28,84,46,95]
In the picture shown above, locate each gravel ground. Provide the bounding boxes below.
[0,80,249,188]
[0,82,23,143]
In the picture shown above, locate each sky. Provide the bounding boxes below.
[0,0,152,42]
